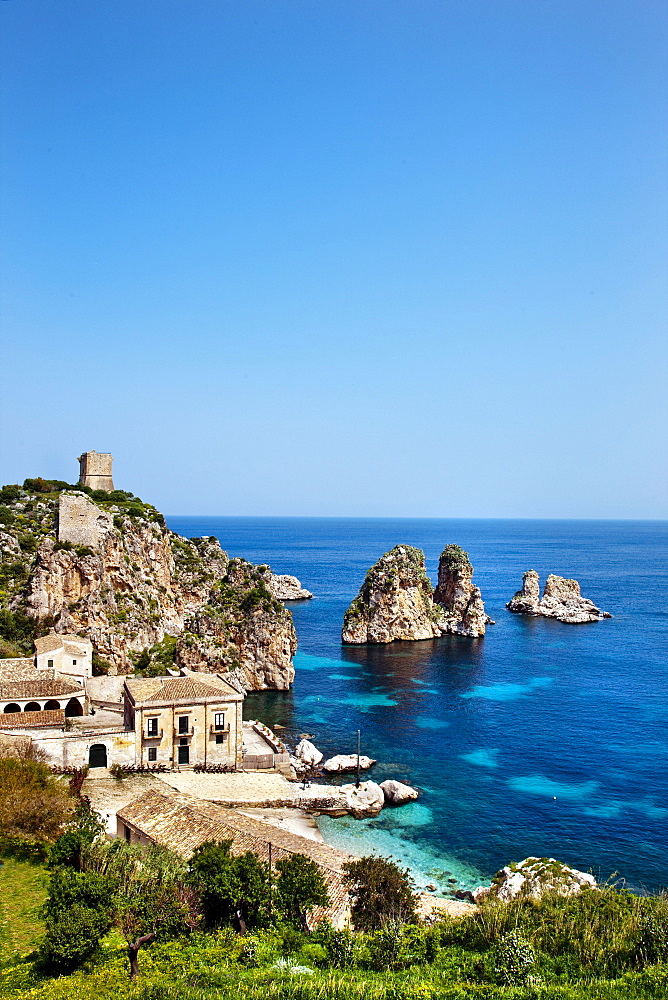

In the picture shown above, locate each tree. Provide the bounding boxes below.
[342,856,418,931]
[39,868,114,971]
[275,853,330,931]
[189,839,271,933]
[0,756,73,851]
[107,843,201,979]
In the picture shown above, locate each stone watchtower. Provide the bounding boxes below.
[78,451,114,491]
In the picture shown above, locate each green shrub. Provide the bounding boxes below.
[38,901,112,972]
[492,928,538,986]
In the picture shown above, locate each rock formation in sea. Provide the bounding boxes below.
[322,754,376,773]
[380,779,419,805]
[300,780,385,819]
[269,574,313,600]
[432,544,493,637]
[472,857,597,902]
[507,570,611,623]
[0,480,296,689]
[341,545,443,644]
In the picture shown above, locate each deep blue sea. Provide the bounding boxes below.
[166,517,668,896]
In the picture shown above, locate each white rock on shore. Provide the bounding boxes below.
[269,574,314,601]
[293,739,323,767]
[473,857,597,903]
[299,780,385,819]
[322,754,376,773]
[380,779,419,805]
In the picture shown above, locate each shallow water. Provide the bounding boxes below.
[167,516,668,894]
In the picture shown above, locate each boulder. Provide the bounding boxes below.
[269,574,314,601]
[342,545,443,644]
[293,739,323,767]
[507,572,611,623]
[473,857,597,903]
[433,544,494,637]
[299,780,385,819]
[380,779,419,805]
[322,754,376,773]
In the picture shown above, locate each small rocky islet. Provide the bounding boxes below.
[507,569,611,623]
[341,543,493,644]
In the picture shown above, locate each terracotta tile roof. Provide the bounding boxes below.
[126,674,242,705]
[0,658,38,681]
[34,633,90,655]
[117,788,351,927]
[0,709,65,729]
[0,677,83,699]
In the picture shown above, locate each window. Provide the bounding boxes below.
[72,659,77,665]
[178,715,189,734]
[215,734,225,744]
[124,825,131,842]
[147,747,157,761]
[214,712,225,730]
[147,717,158,736]
[179,736,188,746]
[47,659,53,668]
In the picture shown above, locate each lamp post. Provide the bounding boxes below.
[356,729,361,788]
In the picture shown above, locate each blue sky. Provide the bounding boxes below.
[1,1,666,517]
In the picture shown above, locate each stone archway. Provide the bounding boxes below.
[24,702,41,712]
[3,703,21,714]
[65,698,83,717]
[44,700,60,710]
[88,744,108,768]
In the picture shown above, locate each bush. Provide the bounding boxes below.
[492,928,538,985]
[38,901,112,972]
[343,856,418,931]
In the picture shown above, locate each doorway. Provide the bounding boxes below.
[88,743,108,768]
[177,744,190,765]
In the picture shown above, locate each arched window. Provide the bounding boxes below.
[44,700,61,710]
[3,703,21,714]
[24,702,41,712]
[65,698,83,717]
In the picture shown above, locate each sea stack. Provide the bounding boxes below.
[507,571,611,623]
[342,545,442,644]
[432,544,493,637]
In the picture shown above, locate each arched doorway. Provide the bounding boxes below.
[44,700,60,710]
[88,744,108,768]
[24,702,41,712]
[3,704,21,714]
[65,698,83,717]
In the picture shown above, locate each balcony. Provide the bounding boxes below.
[210,724,230,737]
[173,726,194,738]
[142,728,163,740]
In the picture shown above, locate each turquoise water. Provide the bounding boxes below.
[167,517,668,895]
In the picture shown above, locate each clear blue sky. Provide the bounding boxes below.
[1,0,666,517]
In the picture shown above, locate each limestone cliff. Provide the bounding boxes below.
[0,481,296,687]
[342,545,443,643]
[432,544,493,637]
[176,558,296,691]
[507,570,611,623]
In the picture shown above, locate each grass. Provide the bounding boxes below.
[0,857,49,962]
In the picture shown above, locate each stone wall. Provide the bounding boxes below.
[57,493,113,548]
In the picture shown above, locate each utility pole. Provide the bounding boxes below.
[356,729,361,788]
[268,842,273,918]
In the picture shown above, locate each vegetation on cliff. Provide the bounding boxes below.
[0,479,296,688]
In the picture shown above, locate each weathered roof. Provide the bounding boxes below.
[0,658,38,681]
[34,633,90,655]
[0,676,84,699]
[117,788,350,926]
[0,709,65,729]
[125,674,242,705]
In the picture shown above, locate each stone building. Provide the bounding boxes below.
[78,451,114,491]
[117,788,352,928]
[0,635,88,725]
[123,673,244,769]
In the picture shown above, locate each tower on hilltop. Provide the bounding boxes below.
[77,451,114,491]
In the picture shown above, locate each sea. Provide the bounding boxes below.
[166,517,668,897]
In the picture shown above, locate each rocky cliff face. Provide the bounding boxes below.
[507,571,611,623]
[0,483,296,688]
[432,544,493,637]
[176,558,296,691]
[342,545,443,643]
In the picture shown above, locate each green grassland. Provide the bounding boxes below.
[0,858,49,964]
